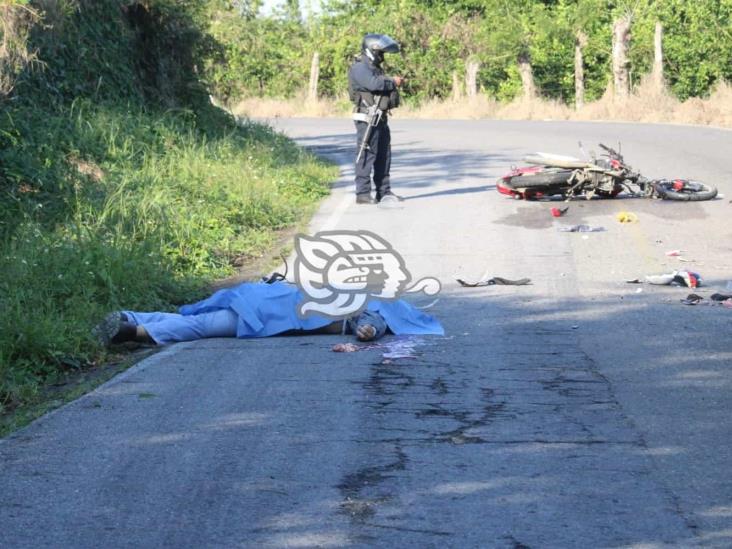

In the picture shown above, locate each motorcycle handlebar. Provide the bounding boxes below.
[598,143,615,155]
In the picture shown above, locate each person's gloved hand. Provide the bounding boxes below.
[356,324,377,341]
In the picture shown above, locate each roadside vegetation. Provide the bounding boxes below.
[232,78,732,128]
[207,0,732,127]
[0,0,334,416]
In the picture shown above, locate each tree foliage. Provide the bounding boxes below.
[198,0,732,104]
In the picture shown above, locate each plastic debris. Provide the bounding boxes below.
[626,278,642,284]
[710,293,732,302]
[676,270,701,288]
[635,288,643,293]
[645,270,702,288]
[665,250,684,256]
[456,276,531,287]
[550,206,569,217]
[645,273,676,285]
[616,211,638,223]
[558,224,605,232]
[382,338,421,359]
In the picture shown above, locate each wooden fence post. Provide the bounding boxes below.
[651,21,664,92]
[518,52,536,99]
[307,51,319,101]
[465,59,480,98]
[611,13,632,100]
[574,31,588,110]
[452,71,462,100]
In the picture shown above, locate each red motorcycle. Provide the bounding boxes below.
[497,143,718,202]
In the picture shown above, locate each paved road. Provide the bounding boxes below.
[2,119,731,548]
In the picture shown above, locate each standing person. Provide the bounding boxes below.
[348,34,405,205]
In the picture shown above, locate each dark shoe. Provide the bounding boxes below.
[92,312,136,346]
[92,312,122,346]
[680,293,705,305]
[356,194,375,204]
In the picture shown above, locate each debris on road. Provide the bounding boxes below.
[680,294,704,305]
[332,336,425,360]
[456,276,532,287]
[665,249,684,256]
[676,270,702,288]
[382,338,421,359]
[558,224,605,232]
[626,278,642,283]
[616,211,638,223]
[680,293,732,307]
[332,343,362,353]
[645,270,702,288]
[550,206,569,217]
[645,273,676,285]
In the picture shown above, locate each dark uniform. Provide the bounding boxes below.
[348,34,402,204]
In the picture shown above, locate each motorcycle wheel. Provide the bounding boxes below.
[652,179,718,201]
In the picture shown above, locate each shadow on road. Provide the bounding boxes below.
[293,132,509,199]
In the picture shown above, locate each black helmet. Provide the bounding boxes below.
[361,34,400,65]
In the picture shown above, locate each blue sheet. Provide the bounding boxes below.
[179,281,444,338]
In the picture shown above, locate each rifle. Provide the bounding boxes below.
[355,99,384,164]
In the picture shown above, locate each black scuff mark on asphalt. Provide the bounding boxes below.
[430,376,449,395]
[359,363,416,397]
[501,534,533,549]
[337,445,407,524]
[358,522,452,537]
[418,386,513,445]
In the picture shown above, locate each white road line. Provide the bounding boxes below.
[319,188,353,231]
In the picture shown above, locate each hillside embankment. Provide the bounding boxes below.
[0,0,335,427]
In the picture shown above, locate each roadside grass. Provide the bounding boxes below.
[0,348,156,438]
[0,100,336,416]
[230,80,732,129]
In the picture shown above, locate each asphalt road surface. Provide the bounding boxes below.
[2,118,731,548]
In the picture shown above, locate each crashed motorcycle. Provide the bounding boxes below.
[497,143,718,202]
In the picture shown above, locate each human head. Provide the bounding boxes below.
[361,33,400,66]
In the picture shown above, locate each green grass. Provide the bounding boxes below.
[0,100,336,415]
[0,0,336,419]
